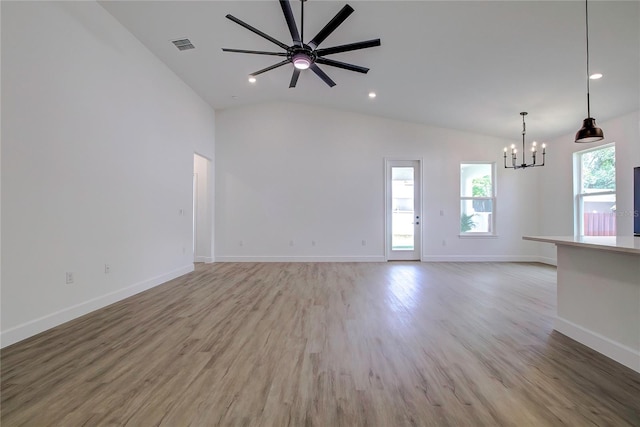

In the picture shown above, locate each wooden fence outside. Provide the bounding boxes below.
[584,212,616,236]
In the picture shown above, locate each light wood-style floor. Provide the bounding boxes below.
[2,262,639,426]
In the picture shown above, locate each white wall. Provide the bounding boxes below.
[215,102,541,262]
[1,1,215,346]
[537,111,640,263]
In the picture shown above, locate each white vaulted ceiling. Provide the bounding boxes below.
[100,0,639,141]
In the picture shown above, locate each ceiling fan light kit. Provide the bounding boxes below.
[222,0,380,88]
[292,53,312,70]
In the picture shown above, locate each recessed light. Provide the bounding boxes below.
[589,73,603,79]
[248,76,257,83]
[368,92,376,99]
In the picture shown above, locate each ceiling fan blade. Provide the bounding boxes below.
[315,39,381,57]
[310,64,336,87]
[226,14,290,50]
[222,48,288,56]
[279,0,301,46]
[307,4,354,50]
[250,59,291,76]
[289,69,301,88]
[315,57,369,74]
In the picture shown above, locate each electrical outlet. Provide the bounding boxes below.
[239,240,244,247]
[442,240,446,246]
[311,240,316,246]
[361,240,367,246]
[66,272,74,284]
[105,264,111,274]
[289,240,294,246]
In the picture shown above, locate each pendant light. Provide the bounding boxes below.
[575,0,604,143]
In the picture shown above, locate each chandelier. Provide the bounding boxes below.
[504,112,546,170]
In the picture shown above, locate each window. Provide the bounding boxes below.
[574,144,616,236]
[460,163,496,235]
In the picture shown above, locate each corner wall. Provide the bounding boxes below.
[1,1,215,346]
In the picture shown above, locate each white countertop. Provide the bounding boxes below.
[523,235,640,255]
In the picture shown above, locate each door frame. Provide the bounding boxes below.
[384,158,423,261]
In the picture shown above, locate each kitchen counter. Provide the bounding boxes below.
[523,235,640,255]
[523,235,640,373]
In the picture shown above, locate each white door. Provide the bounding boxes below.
[385,160,421,261]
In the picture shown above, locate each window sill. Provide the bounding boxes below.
[458,234,499,239]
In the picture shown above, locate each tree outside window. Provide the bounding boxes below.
[575,144,616,236]
[460,163,496,235]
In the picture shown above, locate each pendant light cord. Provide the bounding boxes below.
[585,0,591,117]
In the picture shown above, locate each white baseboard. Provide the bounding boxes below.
[0,264,194,349]
[555,317,640,373]
[421,255,543,262]
[215,255,553,264]
[194,256,213,263]
[537,256,557,266]
[215,256,386,262]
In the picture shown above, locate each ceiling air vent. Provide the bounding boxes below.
[172,38,195,51]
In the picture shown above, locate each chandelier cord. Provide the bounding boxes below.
[522,114,526,154]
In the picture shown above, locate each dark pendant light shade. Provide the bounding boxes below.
[575,117,604,143]
[575,0,604,143]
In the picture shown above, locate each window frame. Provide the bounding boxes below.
[459,161,497,237]
[573,143,616,236]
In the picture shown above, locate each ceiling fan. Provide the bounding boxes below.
[222,0,381,88]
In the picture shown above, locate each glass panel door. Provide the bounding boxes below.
[391,167,415,250]
[386,160,421,261]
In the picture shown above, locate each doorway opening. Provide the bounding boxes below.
[193,153,212,263]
